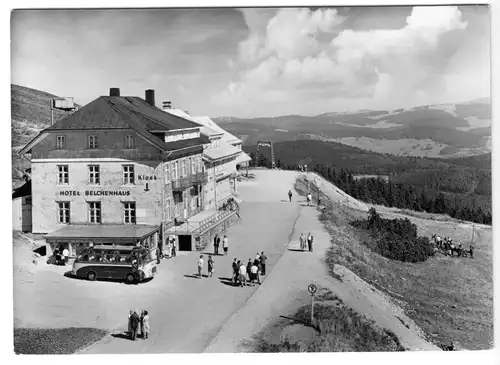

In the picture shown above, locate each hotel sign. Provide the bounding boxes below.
[59,190,131,196]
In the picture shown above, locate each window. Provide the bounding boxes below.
[88,135,99,149]
[125,135,134,149]
[165,197,172,221]
[56,136,66,150]
[173,161,178,180]
[57,165,69,184]
[191,156,197,174]
[124,202,136,224]
[198,156,203,173]
[123,165,135,184]
[88,165,100,185]
[88,202,101,224]
[57,202,70,223]
[165,163,171,183]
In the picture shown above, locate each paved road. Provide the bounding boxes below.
[82,170,302,353]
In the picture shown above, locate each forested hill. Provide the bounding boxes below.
[244,140,491,224]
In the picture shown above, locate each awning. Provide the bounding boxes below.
[234,152,252,165]
[44,225,160,241]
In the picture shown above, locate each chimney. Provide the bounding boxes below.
[145,89,155,107]
[162,101,172,110]
[109,88,120,97]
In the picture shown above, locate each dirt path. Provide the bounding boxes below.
[204,183,439,352]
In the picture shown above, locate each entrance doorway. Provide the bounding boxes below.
[178,235,192,251]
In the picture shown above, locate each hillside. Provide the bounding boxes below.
[214,98,491,158]
[244,139,491,223]
[11,84,79,188]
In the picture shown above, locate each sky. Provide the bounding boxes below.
[11,5,491,118]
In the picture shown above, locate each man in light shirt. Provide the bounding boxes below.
[62,247,70,265]
[197,255,204,279]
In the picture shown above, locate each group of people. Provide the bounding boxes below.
[127,309,150,341]
[298,232,314,252]
[197,254,216,278]
[156,236,177,263]
[431,234,474,258]
[232,251,267,287]
[51,246,70,265]
[213,233,229,256]
[287,189,316,207]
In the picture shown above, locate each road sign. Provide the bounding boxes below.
[308,284,317,295]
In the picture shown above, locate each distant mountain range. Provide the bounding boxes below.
[213,98,491,158]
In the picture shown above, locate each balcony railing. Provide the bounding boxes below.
[171,172,208,191]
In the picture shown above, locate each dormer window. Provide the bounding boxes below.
[56,136,66,150]
[88,135,99,149]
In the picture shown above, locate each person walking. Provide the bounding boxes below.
[288,189,293,202]
[197,255,204,279]
[232,258,239,285]
[260,251,267,275]
[247,259,253,280]
[213,234,219,256]
[307,232,314,252]
[222,235,228,255]
[130,310,140,341]
[299,233,305,251]
[469,244,474,259]
[208,254,215,278]
[141,310,150,339]
[307,193,312,206]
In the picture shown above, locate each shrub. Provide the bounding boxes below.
[351,209,435,263]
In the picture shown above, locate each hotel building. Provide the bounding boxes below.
[19,88,212,256]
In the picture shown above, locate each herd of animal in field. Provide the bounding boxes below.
[431,234,474,258]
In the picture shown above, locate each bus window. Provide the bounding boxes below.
[77,254,89,262]
[107,254,115,263]
[88,254,96,262]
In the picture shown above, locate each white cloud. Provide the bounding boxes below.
[213,6,486,117]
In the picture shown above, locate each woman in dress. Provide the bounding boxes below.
[208,255,215,278]
[141,310,150,339]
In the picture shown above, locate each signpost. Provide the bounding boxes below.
[308,284,317,325]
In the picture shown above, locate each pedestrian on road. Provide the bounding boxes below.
[307,193,312,206]
[307,232,314,252]
[247,259,252,279]
[239,262,247,287]
[197,255,204,279]
[213,234,219,256]
[127,309,133,336]
[158,240,163,259]
[288,189,293,202]
[62,247,69,265]
[469,244,474,259]
[251,263,260,285]
[208,254,215,277]
[232,258,239,284]
[253,254,260,268]
[299,233,305,251]
[141,310,150,339]
[156,247,161,264]
[260,251,267,275]
[130,310,140,341]
[222,235,228,255]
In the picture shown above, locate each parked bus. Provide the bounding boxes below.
[71,245,157,283]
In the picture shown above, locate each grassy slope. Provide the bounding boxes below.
[11,84,78,188]
[298,177,493,350]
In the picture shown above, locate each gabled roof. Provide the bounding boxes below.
[191,116,242,145]
[164,109,223,138]
[19,96,206,156]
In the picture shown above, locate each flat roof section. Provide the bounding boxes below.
[45,225,160,241]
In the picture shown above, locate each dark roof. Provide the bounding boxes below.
[46,96,201,131]
[12,180,31,199]
[44,224,160,240]
[20,95,207,155]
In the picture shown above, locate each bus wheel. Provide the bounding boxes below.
[125,273,136,284]
[87,271,97,281]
